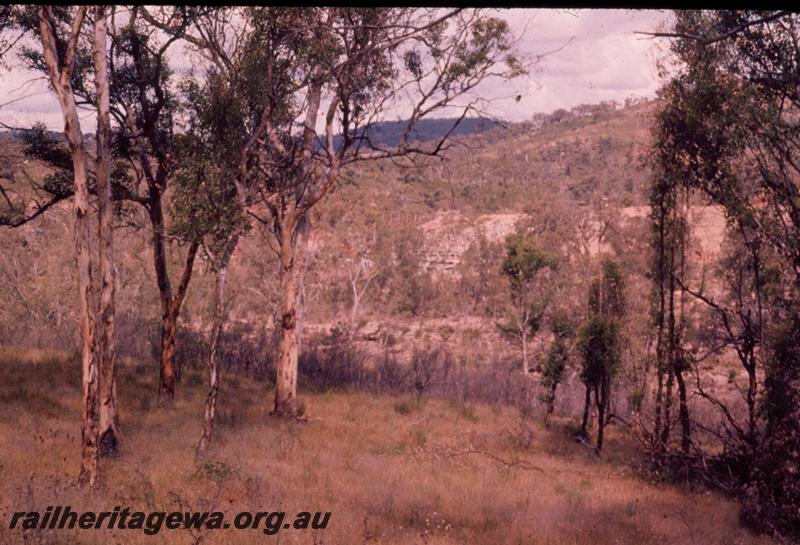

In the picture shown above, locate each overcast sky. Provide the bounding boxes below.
[0,9,674,130]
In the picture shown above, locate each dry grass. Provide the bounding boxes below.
[0,348,777,545]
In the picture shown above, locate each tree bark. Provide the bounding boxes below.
[521,328,529,374]
[675,368,691,453]
[149,189,175,402]
[660,366,674,447]
[294,216,311,353]
[93,5,121,456]
[155,237,199,403]
[158,313,178,401]
[38,6,99,487]
[580,385,591,437]
[273,218,306,417]
[544,384,557,428]
[196,240,234,457]
[675,188,691,454]
[653,200,667,450]
[746,358,758,443]
[595,382,607,454]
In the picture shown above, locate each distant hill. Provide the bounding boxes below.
[3,117,501,152]
[335,116,502,149]
[324,97,660,226]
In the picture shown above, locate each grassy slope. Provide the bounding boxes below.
[0,349,774,545]
[322,100,657,225]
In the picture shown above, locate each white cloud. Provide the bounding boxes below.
[479,8,674,120]
[0,9,675,130]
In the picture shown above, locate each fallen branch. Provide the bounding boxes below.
[437,443,545,473]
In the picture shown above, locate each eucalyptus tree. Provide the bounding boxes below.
[10,6,213,403]
[7,4,120,486]
[36,4,100,486]
[498,234,556,374]
[148,7,525,416]
[170,77,247,456]
[577,258,625,453]
[540,313,574,427]
[649,116,692,455]
[104,6,216,402]
[92,4,120,458]
[650,10,800,537]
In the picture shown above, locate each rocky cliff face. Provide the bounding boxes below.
[421,205,727,274]
[419,211,526,272]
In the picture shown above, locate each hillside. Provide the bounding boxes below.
[0,349,776,545]
[321,98,657,225]
[0,97,743,414]
[333,116,502,149]
[0,97,776,545]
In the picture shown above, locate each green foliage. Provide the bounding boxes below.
[170,133,245,249]
[502,234,554,294]
[742,317,800,539]
[576,316,622,388]
[653,12,800,536]
[390,225,435,317]
[20,124,71,173]
[501,234,553,327]
[539,314,575,405]
[578,257,625,389]
[589,258,626,320]
[497,233,556,367]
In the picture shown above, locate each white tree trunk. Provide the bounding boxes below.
[93,5,121,457]
[197,235,237,457]
[38,6,99,487]
[196,263,227,457]
[274,217,307,416]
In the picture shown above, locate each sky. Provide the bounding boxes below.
[486,8,674,120]
[0,9,675,130]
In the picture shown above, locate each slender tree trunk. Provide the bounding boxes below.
[94,6,120,456]
[661,220,678,448]
[38,6,98,487]
[596,381,607,454]
[660,366,674,446]
[294,216,311,353]
[74,132,98,486]
[675,368,690,453]
[197,238,235,458]
[675,189,690,454]
[746,239,763,445]
[349,288,361,336]
[76,152,99,486]
[580,385,591,437]
[522,329,528,374]
[654,202,667,449]
[654,362,664,446]
[544,384,557,428]
[746,357,758,443]
[274,219,304,416]
[348,266,366,337]
[150,194,177,402]
[152,228,199,404]
[159,313,178,401]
